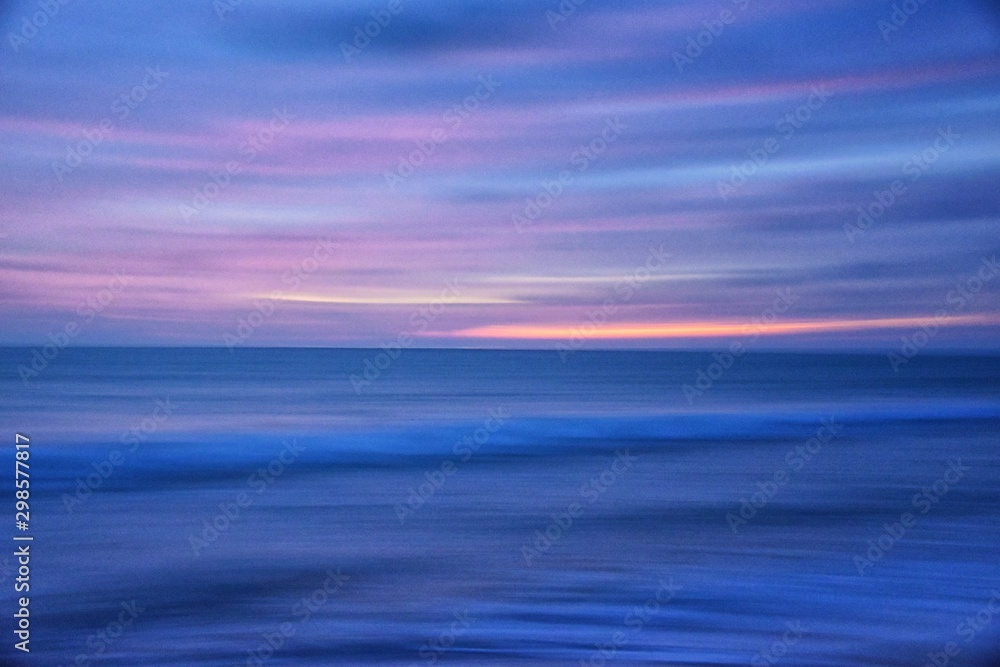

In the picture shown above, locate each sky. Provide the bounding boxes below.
[1,0,999,348]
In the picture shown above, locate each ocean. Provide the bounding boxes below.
[1,348,998,666]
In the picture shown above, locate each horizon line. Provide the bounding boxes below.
[1,345,999,355]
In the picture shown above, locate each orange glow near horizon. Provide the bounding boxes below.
[440,314,998,340]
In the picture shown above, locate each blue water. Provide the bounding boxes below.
[0,348,998,666]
